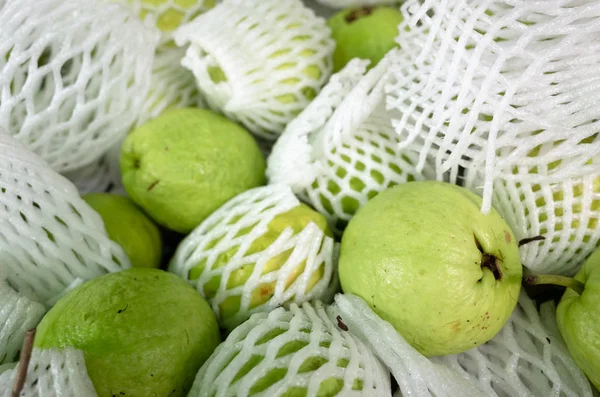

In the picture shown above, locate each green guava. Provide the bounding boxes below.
[133,0,217,33]
[35,268,221,397]
[338,181,522,357]
[83,193,162,269]
[327,6,403,72]
[187,203,333,329]
[120,108,266,233]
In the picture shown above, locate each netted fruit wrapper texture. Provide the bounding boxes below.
[0,274,45,366]
[189,301,391,397]
[268,55,434,235]
[315,0,400,9]
[0,134,131,308]
[63,47,205,197]
[385,0,600,275]
[0,348,97,397]
[0,0,158,173]
[334,293,594,397]
[170,184,338,331]
[175,0,335,140]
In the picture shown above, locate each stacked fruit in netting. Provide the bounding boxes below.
[0,0,598,396]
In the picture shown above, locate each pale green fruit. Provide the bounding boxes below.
[83,193,162,269]
[120,108,266,233]
[556,250,600,391]
[35,268,221,397]
[339,181,522,357]
[327,6,403,72]
[130,0,216,34]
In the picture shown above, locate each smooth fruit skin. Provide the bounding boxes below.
[121,108,266,233]
[35,268,221,397]
[83,193,162,269]
[557,250,600,391]
[327,6,403,72]
[338,181,522,357]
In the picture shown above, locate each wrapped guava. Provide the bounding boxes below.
[189,301,391,396]
[0,134,130,307]
[170,184,338,330]
[0,0,158,172]
[268,54,434,234]
[175,0,335,140]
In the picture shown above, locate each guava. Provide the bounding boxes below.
[188,203,333,329]
[35,268,221,397]
[83,193,162,269]
[327,6,403,72]
[120,107,266,233]
[338,181,522,357]
[529,250,600,391]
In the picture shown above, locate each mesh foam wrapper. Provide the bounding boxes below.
[0,0,158,173]
[334,293,594,397]
[0,278,45,365]
[188,301,391,397]
[268,54,435,234]
[170,184,338,330]
[119,0,216,46]
[175,0,335,140]
[385,0,600,214]
[0,134,131,307]
[63,47,204,196]
[0,348,97,397]
[479,174,599,276]
[315,0,399,8]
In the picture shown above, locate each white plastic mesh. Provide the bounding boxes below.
[0,134,131,307]
[170,185,338,330]
[0,348,98,397]
[119,0,217,46]
[484,175,599,276]
[0,0,158,173]
[175,0,335,140]
[268,54,435,234]
[335,293,594,397]
[0,278,45,365]
[386,0,600,214]
[189,301,391,397]
[315,0,399,8]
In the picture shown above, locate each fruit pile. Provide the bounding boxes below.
[0,0,598,396]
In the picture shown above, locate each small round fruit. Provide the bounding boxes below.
[83,193,162,269]
[327,6,403,72]
[35,268,221,397]
[120,108,266,233]
[339,181,522,357]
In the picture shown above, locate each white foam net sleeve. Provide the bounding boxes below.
[0,348,98,397]
[480,174,600,276]
[0,0,158,173]
[315,0,399,8]
[386,0,600,214]
[0,278,45,365]
[175,0,335,140]
[268,53,435,234]
[169,184,338,331]
[334,292,594,397]
[188,301,391,397]
[0,134,131,307]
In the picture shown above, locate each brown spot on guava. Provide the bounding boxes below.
[505,230,511,244]
[345,6,375,23]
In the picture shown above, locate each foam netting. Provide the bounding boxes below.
[188,301,391,397]
[0,277,45,365]
[63,47,205,196]
[175,0,335,140]
[386,0,600,214]
[0,348,98,397]
[120,0,217,46]
[0,134,131,307]
[334,293,594,397]
[0,0,157,173]
[314,0,399,8]
[268,55,435,234]
[170,184,338,330]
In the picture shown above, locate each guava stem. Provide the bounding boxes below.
[523,274,585,295]
[12,328,36,397]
